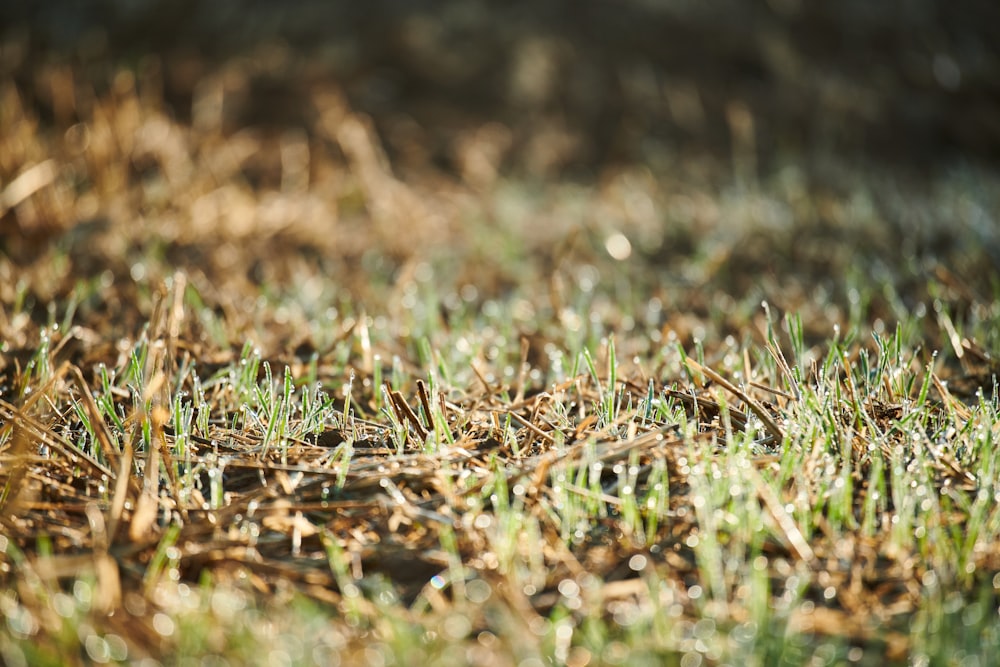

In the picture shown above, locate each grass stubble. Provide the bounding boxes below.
[2,53,1000,667]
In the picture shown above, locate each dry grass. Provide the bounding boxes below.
[2,31,1000,667]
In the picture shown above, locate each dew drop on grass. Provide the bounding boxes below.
[605,233,632,260]
[558,579,580,598]
[73,580,92,608]
[84,634,112,663]
[465,578,492,604]
[730,621,757,644]
[693,618,716,641]
[152,613,175,637]
[443,614,472,640]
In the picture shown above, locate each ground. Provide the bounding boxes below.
[2,2,1000,666]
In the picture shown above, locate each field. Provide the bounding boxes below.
[2,3,1000,665]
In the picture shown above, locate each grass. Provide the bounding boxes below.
[3,41,1000,667]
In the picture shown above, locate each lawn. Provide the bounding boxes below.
[2,3,1000,666]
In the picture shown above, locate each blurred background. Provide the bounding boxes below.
[2,0,999,352]
[6,0,999,171]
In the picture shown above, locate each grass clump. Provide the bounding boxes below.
[3,268,999,665]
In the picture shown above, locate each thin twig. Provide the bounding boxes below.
[684,358,785,443]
